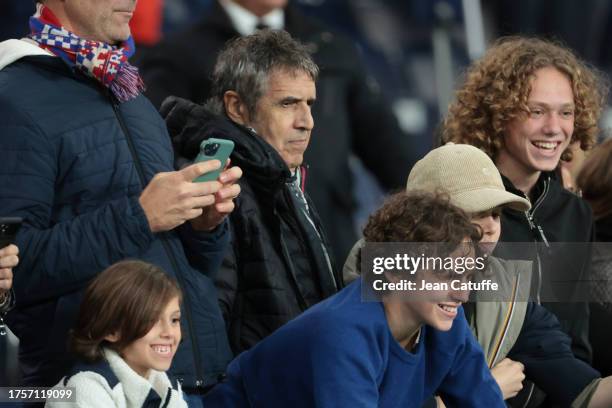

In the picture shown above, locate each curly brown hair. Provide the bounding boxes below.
[363,190,481,246]
[442,36,608,162]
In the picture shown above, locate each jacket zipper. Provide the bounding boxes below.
[283,183,338,295]
[520,176,550,406]
[111,101,205,388]
[526,177,551,246]
[523,177,550,305]
[292,168,338,290]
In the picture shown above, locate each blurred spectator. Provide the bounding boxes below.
[0,1,35,40]
[577,138,612,377]
[163,0,213,34]
[577,138,612,244]
[487,0,612,72]
[136,0,420,267]
[129,0,164,47]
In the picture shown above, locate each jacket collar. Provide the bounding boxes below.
[205,116,294,194]
[0,38,53,70]
[103,348,173,407]
[0,39,102,86]
[64,348,176,407]
[501,171,554,203]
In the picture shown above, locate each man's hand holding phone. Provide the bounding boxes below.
[139,138,242,233]
[139,160,225,233]
[189,138,242,231]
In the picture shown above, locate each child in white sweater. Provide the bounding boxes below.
[47,260,187,408]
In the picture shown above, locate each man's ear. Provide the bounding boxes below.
[104,332,120,343]
[223,91,249,125]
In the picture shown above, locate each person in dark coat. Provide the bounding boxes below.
[443,36,608,407]
[578,138,612,377]
[136,0,420,267]
[0,0,241,400]
[164,30,343,354]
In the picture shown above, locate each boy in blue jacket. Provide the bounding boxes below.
[203,191,505,407]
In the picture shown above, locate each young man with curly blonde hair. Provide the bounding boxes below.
[443,36,608,406]
[443,36,606,174]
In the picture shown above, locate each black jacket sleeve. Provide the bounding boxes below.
[508,302,599,406]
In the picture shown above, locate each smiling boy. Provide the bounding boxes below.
[203,191,505,407]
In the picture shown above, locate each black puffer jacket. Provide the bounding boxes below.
[163,97,342,354]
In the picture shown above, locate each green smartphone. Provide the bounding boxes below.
[193,138,235,183]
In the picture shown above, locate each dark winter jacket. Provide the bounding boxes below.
[493,171,594,407]
[0,41,232,389]
[136,0,420,267]
[496,171,593,364]
[505,302,600,408]
[164,97,342,354]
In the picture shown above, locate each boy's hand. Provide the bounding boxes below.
[491,358,525,399]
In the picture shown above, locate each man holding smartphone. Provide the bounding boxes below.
[137,0,421,271]
[164,30,343,354]
[0,0,241,401]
